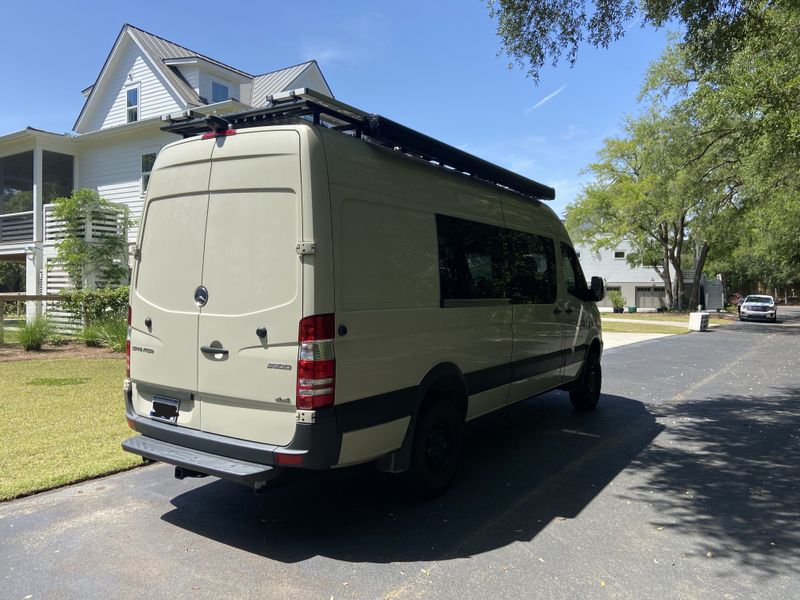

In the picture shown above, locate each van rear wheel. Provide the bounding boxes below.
[408,396,463,497]
[570,350,601,411]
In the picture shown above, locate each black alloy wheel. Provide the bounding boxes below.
[408,396,463,498]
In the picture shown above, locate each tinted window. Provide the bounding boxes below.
[436,214,507,304]
[436,215,558,306]
[561,243,589,298]
[507,230,557,304]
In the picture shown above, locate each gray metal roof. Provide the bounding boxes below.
[251,62,315,107]
[74,24,330,132]
[127,25,253,106]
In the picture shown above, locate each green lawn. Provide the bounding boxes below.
[601,321,690,335]
[0,358,139,501]
[602,312,731,325]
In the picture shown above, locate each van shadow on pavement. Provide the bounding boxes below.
[161,391,662,563]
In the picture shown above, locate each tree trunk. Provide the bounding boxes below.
[692,242,710,309]
[674,266,685,311]
[655,262,673,309]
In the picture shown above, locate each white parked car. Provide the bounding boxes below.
[739,295,777,322]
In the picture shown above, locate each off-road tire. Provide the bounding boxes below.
[570,350,601,411]
[407,396,463,498]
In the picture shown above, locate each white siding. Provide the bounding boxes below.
[575,241,659,284]
[177,65,200,95]
[77,129,178,242]
[199,71,237,103]
[288,65,332,97]
[80,36,183,133]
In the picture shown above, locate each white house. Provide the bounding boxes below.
[0,24,332,319]
[573,238,724,311]
[574,240,672,310]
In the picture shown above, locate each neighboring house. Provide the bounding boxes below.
[574,239,703,311]
[0,24,332,320]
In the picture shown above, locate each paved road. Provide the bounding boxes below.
[2,308,799,599]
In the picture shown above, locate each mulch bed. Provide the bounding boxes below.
[0,342,120,362]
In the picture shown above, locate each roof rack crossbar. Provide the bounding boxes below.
[161,88,555,201]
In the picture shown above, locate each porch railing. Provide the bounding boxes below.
[44,204,126,245]
[0,211,34,245]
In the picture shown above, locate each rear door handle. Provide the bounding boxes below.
[201,346,229,356]
[553,307,562,314]
[565,307,574,314]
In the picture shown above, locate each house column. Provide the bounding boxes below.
[33,144,43,242]
[25,246,43,320]
[26,145,44,320]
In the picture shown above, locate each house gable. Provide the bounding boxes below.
[74,28,188,134]
[250,61,333,107]
[284,62,332,100]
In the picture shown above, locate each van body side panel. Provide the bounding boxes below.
[321,129,512,458]
[195,129,304,447]
[300,127,334,320]
[130,137,216,428]
[501,195,569,401]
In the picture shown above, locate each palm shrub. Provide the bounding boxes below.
[90,317,128,352]
[17,316,54,351]
[78,322,105,347]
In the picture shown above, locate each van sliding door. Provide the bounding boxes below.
[507,232,565,403]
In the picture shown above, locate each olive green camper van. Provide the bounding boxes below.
[122,89,604,496]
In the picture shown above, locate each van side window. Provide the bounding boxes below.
[436,214,507,305]
[507,231,557,304]
[560,243,589,299]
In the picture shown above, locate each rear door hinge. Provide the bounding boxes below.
[295,241,315,255]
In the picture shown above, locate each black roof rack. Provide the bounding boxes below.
[161,88,556,201]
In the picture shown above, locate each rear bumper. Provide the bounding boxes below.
[122,435,278,485]
[122,388,342,477]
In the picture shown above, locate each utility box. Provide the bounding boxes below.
[704,277,725,311]
[689,312,709,331]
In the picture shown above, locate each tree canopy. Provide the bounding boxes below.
[488,0,774,82]
[565,2,799,304]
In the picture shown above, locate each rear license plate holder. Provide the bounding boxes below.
[150,395,180,424]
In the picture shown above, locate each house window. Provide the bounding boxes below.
[212,81,229,103]
[614,251,625,259]
[126,86,139,123]
[141,153,156,193]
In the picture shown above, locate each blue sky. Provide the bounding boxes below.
[0,1,672,215]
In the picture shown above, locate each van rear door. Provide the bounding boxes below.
[130,138,214,429]
[195,130,303,447]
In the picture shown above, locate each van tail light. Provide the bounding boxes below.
[125,304,131,378]
[296,314,335,409]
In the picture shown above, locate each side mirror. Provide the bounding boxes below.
[590,276,605,302]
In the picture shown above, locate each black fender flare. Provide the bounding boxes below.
[377,362,468,473]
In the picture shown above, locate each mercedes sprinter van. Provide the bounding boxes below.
[122,90,604,496]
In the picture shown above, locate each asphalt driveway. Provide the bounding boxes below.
[2,308,798,599]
